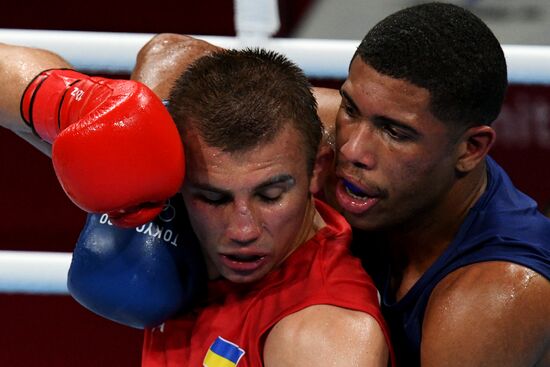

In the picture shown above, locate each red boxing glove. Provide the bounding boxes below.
[21,69,185,227]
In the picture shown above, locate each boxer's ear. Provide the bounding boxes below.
[454,125,496,173]
[309,143,334,195]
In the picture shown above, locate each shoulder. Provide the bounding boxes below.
[422,261,550,367]
[263,304,389,367]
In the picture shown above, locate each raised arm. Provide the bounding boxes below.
[132,33,342,133]
[263,304,389,367]
[0,43,72,155]
[0,41,185,227]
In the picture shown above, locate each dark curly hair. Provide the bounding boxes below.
[354,2,508,129]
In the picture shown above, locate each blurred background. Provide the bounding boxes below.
[296,0,550,44]
[1,1,549,366]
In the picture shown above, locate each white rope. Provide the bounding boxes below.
[1,29,549,84]
[0,251,71,294]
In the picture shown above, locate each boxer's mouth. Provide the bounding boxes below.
[343,180,370,199]
[225,254,264,262]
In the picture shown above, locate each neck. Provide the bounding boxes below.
[386,161,488,299]
[280,196,325,265]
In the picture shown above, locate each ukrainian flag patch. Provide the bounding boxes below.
[203,336,245,367]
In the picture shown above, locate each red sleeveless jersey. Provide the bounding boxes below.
[142,199,394,366]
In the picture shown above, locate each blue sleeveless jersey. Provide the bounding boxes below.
[356,156,550,366]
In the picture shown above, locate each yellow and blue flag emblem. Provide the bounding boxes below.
[203,336,245,367]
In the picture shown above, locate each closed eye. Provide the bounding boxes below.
[374,116,419,142]
[257,187,284,203]
[341,100,358,117]
[197,191,231,206]
[382,124,411,141]
[339,90,360,118]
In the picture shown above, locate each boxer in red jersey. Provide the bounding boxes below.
[141,48,393,366]
[0,42,393,366]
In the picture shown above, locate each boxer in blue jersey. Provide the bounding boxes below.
[322,3,550,366]
[138,6,549,363]
[135,4,549,367]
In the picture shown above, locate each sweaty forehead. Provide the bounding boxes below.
[182,126,308,188]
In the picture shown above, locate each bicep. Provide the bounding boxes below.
[421,263,550,367]
[263,304,388,367]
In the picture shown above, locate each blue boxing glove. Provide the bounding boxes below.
[67,193,207,329]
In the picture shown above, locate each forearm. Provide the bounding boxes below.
[0,43,71,154]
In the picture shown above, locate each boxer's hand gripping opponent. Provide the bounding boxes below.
[20,69,185,227]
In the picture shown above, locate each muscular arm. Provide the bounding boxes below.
[131,33,221,100]
[263,304,389,367]
[422,262,550,367]
[0,43,72,156]
[0,34,217,156]
[132,34,342,132]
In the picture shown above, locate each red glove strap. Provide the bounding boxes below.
[20,69,90,143]
[57,77,113,132]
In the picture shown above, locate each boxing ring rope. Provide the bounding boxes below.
[2,25,550,295]
[0,251,72,294]
[2,29,550,83]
